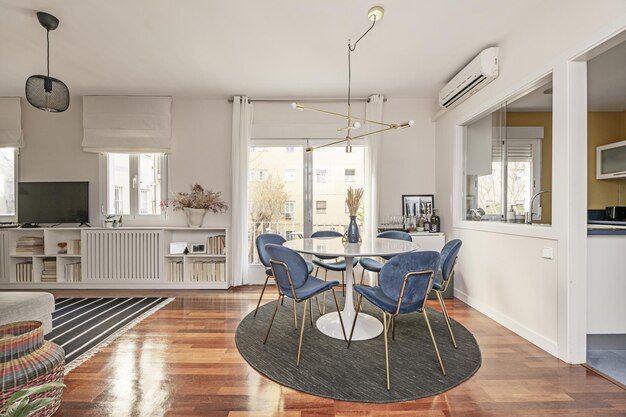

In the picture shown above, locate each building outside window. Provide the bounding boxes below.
[316,169,327,183]
[345,168,356,182]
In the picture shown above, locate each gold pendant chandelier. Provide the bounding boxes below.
[292,6,414,153]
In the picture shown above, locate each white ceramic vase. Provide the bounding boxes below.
[184,208,206,228]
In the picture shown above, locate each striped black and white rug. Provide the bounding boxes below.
[45,297,173,374]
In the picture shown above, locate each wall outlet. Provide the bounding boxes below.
[542,246,554,259]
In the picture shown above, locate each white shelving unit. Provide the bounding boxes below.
[0,226,230,289]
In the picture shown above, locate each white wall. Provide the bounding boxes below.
[379,99,435,219]
[435,2,626,361]
[19,97,233,227]
[19,96,434,229]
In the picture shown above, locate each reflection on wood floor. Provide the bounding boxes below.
[33,287,626,417]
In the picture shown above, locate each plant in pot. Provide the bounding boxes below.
[345,187,364,243]
[162,184,228,227]
[0,382,65,417]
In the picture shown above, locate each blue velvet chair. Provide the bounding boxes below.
[254,234,314,319]
[349,251,444,390]
[430,239,462,348]
[359,230,413,285]
[264,244,347,366]
[311,230,358,298]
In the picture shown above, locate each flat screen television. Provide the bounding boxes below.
[18,182,89,225]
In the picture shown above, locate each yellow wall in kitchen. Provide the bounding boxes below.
[506,112,552,224]
[587,111,626,209]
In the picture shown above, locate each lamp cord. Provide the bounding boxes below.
[347,18,376,108]
[46,29,50,77]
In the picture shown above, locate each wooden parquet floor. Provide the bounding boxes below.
[38,288,626,417]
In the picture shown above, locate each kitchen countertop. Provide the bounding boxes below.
[588,222,626,235]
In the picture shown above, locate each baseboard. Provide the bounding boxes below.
[454,288,559,357]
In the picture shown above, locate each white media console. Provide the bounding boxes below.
[0,227,230,289]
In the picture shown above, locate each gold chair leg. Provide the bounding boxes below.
[263,294,281,344]
[314,266,319,278]
[315,296,322,315]
[331,288,347,342]
[383,310,391,391]
[280,293,284,306]
[347,295,363,348]
[296,299,309,367]
[392,315,396,340]
[436,291,457,348]
[309,298,314,326]
[253,275,271,317]
[360,268,365,285]
[293,299,298,330]
[423,308,446,375]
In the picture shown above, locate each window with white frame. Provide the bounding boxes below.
[0,148,17,218]
[463,78,551,224]
[105,153,165,217]
[284,169,296,182]
[284,200,295,219]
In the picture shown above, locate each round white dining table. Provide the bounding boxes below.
[283,236,420,341]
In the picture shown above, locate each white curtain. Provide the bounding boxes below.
[231,96,252,286]
[0,98,24,148]
[363,95,384,286]
[364,94,383,238]
[82,96,172,153]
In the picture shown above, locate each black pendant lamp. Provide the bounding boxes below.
[25,12,70,112]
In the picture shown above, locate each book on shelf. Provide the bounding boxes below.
[64,262,82,282]
[67,240,81,255]
[15,261,33,282]
[189,260,226,282]
[15,236,44,255]
[41,258,57,282]
[168,261,184,282]
[207,235,226,255]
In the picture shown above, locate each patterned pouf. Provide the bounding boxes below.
[0,321,65,416]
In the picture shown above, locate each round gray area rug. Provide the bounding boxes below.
[236,296,481,403]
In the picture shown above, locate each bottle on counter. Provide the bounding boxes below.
[423,215,431,233]
[430,209,440,233]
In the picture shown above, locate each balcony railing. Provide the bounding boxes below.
[247,221,349,264]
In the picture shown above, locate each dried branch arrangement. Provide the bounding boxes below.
[162,184,229,213]
[346,187,364,216]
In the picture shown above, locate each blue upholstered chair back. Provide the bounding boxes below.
[439,239,462,282]
[256,234,286,267]
[265,244,309,295]
[311,230,343,260]
[377,230,413,260]
[312,230,343,238]
[379,251,441,311]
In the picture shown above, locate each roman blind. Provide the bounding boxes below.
[492,142,534,161]
[82,96,172,153]
[0,97,24,148]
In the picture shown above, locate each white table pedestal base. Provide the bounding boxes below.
[315,255,383,341]
[316,311,383,341]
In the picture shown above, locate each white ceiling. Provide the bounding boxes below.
[507,40,626,112]
[0,0,548,99]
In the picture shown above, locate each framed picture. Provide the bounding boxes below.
[189,243,207,254]
[402,194,434,217]
[169,242,187,255]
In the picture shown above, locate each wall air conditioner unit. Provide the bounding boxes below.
[438,47,499,110]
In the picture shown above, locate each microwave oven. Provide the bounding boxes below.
[597,139,626,179]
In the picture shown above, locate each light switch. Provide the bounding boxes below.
[542,246,554,259]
